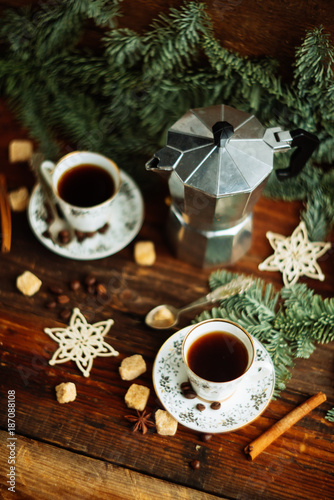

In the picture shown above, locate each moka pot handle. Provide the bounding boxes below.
[275,129,319,181]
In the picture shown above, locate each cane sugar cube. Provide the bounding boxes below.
[134,241,156,266]
[119,354,146,381]
[16,271,42,296]
[9,140,33,163]
[125,384,150,411]
[155,409,178,436]
[9,186,29,212]
[55,382,77,404]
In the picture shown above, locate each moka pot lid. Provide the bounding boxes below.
[159,104,274,196]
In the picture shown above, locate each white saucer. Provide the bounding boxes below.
[153,326,275,434]
[28,170,144,260]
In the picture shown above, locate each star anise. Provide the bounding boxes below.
[124,410,155,434]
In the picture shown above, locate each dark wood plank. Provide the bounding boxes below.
[1,307,333,500]
[0,431,222,500]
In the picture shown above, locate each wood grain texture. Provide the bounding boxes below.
[1,307,333,499]
[0,431,222,500]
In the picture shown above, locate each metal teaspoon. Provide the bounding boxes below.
[145,275,254,330]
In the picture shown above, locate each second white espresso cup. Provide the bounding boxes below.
[182,319,255,402]
[40,151,121,232]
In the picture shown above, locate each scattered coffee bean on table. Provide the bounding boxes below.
[70,279,81,291]
[196,403,206,412]
[201,433,213,442]
[44,274,108,320]
[85,275,96,286]
[49,285,64,295]
[60,308,71,320]
[45,300,57,309]
[57,294,70,304]
[210,401,221,410]
[190,460,201,470]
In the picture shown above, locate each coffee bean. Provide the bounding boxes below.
[196,403,206,412]
[49,285,64,295]
[42,230,51,239]
[87,285,96,294]
[70,279,81,291]
[75,230,86,242]
[96,283,107,296]
[57,294,70,304]
[190,460,201,470]
[181,381,191,390]
[98,223,109,234]
[183,390,197,399]
[85,231,96,238]
[59,308,71,320]
[201,433,213,442]
[58,230,70,244]
[210,401,221,410]
[45,300,57,309]
[85,275,96,286]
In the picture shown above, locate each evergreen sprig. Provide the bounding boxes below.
[0,1,333,233]
[196,270,334,397]
[325,408,334,422]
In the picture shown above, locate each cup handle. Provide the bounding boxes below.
[40,160,55,190]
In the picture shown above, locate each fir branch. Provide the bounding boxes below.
[141,2,211,76]
[294,26,334,96]
[0,2,333,240]
[325,408,334,422]
[279,285,334,347]
[66,0,123,27]
[103,29,145,67]
[196,274,334,396]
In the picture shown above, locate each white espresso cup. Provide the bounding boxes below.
[40,151,121,232]
[182,319,256,402]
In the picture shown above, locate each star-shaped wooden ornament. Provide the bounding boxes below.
[258,221,331,287]
[44,308,119,377]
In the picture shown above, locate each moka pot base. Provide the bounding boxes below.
[166,204,252,268]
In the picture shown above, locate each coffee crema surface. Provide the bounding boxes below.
[187,331,249,383]
[58,164,115,208]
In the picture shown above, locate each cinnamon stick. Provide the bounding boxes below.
[0,174,12,252]
[244,392,327,460]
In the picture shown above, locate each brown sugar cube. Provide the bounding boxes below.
[9,186,29,212]
[9,140,33,163]
[134,241,156,266]
[55,382,77,404]
[124,384,150,411]
[155,409,178,436]
[119,354,147,381]
[16,271,42,297]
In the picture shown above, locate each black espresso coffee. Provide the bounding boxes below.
[187,331,249,382]
[58,164,115,208]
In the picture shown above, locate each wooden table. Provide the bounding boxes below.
[0,101,333,500]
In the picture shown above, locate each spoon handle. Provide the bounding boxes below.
[208,275,254,301]
[178,276,253,316]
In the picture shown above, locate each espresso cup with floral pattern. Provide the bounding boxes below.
[182,319,256,402]
[40,151,121,232]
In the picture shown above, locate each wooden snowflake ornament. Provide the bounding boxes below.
[45,308,119,377]
[258,221,331,287]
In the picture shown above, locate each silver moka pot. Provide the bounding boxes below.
[146,104,319,267]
